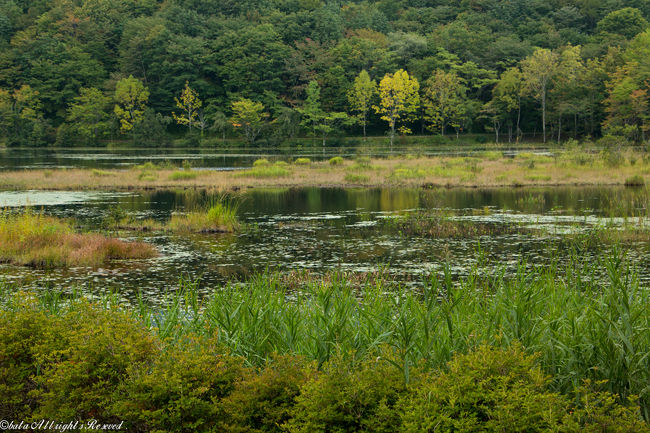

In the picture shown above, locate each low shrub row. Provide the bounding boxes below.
[0,298,645,433]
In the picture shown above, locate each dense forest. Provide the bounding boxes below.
[1,0,649,146]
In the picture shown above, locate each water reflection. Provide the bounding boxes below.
[0,186,648,303]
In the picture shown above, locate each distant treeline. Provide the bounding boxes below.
[0,0,649,146]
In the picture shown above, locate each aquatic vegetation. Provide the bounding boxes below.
[168,199,240,233]
[1,249,648,425]
[168,170,199,181]
[328,156,344,166]
[381,210,524,237]
[0,209,157,268]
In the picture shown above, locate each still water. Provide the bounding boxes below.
[1,186,648,302]
[0,145,550,170]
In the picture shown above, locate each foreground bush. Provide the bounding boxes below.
[0,292,646,432]
[0,210,156,267]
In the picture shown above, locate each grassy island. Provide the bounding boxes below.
[1,149,648,192]
[0,210,157,268]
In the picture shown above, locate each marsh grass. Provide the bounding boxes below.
[294,158,311,165]
[382,210,527,238]
[0,209,157,268]
[168,170,199,181]
[168,197,240,233]
[344,173,370,183]
[91,169,114,177]
[235,165,291,178]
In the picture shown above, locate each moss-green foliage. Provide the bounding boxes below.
[222,355,314,433]
[328,156,344,166]
[112,338,244,433]
[253,158,270,167]
[286,356,406,433]
[294,158,311,165]
[390,167,427,180]
[400,345,564,432]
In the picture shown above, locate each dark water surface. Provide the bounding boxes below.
[1,186,648,303]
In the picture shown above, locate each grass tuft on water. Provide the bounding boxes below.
[168,199,240,233]
[235,165,291,178]
[0,209,157,268]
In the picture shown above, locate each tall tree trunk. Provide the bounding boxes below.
[542,86,546,143]
[557,115,561,144]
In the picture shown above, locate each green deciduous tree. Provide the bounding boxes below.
[522,48,559,143]
[114,76,149,142]
[66,88,112,144]
[347,70,377,140]
[374,69,419,147]
[422,70,466,137]
[230,98,268,145]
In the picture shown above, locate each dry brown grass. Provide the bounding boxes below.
[0,210,157,268]
[0,152,648,191]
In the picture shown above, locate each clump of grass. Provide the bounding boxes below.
[235,165,291,178]
[479,150,502,160]
[383,211,523,238]
[138,171,158,181]
[168,171,198,181]
[168,199,240,233]
[92,169,114,177]
[344,173,370,183]
[390,168,427,180]
[294,158,311,165]
[0,209,156,268]
[253,158,270,167]
[328,156,344,166]
[274,161,288,167]
[624,175,645,187]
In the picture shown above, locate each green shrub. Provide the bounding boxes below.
[328,156,344,166]
[222,355,315,433]
[344,173,370,183]
[253,158,270,167]
[294,158,311,165]
[399,345,567,433]
[113,337,244,433]
[274,161,289,167]
[31,306,157,422]
[287,356,406,433]
[169,170,198,181]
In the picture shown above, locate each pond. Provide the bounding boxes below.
[1,186,648,304]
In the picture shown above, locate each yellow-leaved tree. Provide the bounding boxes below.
[173,81,202,131]
[373,69,419,147]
